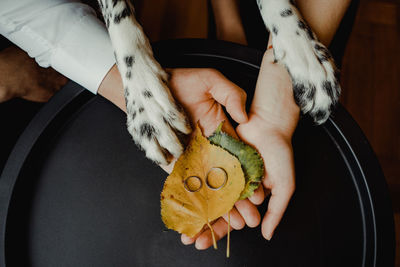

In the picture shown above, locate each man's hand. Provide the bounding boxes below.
[0,46,68,103]
[167,68,248,137]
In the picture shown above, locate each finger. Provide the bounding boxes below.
[181,234,195,245]
[235,199,261,228]
[248,184,265,205]
[181,231,200,245]
[208,74,248,124]
[181,225,206,245]
[200,104,238,139]
[222,207,245,230]
[195,218,231,250]
[261,185,294,240]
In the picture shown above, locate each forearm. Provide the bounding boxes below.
[250,50,299,137]
[210,0,247,45]
[266,0,351,48]
[97,64,126,112]
[296,0,351,46]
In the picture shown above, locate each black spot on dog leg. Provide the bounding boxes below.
[272,25,278,35]
[114,7,131,24]
[322,81,335,100]
[124,56,134,67]
[280,9,293,17]
[256,0,262,10]
[124,87,130,98]
[163,117,169,124]
[126,71,132,79]
[293,83,306,106]
[314,43,332,63]
[139,107,145,113]
[167,110,178,121]
[298,20,314,40]
[112,0,121,7]
[305,84,316,101]
[140,123,156,140]
[143,90,153,98]
[131,111,137,120]
[314,110,328,123]
[317,54,328,63]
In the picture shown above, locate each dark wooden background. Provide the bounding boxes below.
[340,2,399,264]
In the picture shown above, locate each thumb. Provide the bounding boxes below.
[209,76,248,124]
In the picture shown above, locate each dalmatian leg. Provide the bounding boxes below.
[257,0,340,124]
[98,0,191,165]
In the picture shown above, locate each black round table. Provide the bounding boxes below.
[0,39,395,267]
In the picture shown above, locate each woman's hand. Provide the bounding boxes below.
[166,68,267,246]
[181,49,300,248]
[236,118,296,241]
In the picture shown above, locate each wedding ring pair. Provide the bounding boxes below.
[183,167,227,192]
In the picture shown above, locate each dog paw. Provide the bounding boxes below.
[258,0,341,124]
[119,52,192,165]
[278,37,341,124]
[99,0,192,164]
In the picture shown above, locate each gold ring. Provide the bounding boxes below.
[183,176,203,192]
[205,167,228,190]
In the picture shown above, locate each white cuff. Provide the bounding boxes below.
[51,12,116,94]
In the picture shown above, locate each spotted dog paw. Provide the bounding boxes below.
[257,0,340,124]
[99,0,191,164]
[122,53,192,165]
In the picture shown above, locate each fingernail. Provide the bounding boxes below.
[195,241,206,250]
[265,231,274,241]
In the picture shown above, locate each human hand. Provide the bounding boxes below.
[0,46,68,103]
[236,49,299,240]
[181,49,299,248]
[164,68,265,245]
[167,68,248,138]
[97,66,249,169]
[167,68,267,248]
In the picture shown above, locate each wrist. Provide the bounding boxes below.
[97,64,126,113]
[249,49,299,137]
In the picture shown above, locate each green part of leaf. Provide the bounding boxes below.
[208,123,264,199]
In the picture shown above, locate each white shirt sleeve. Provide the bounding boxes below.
[0,0,116,94]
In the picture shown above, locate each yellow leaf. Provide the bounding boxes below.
[161,125,245,238]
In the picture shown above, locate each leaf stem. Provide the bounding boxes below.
[207,222,218,249]
[227,211,230,258]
